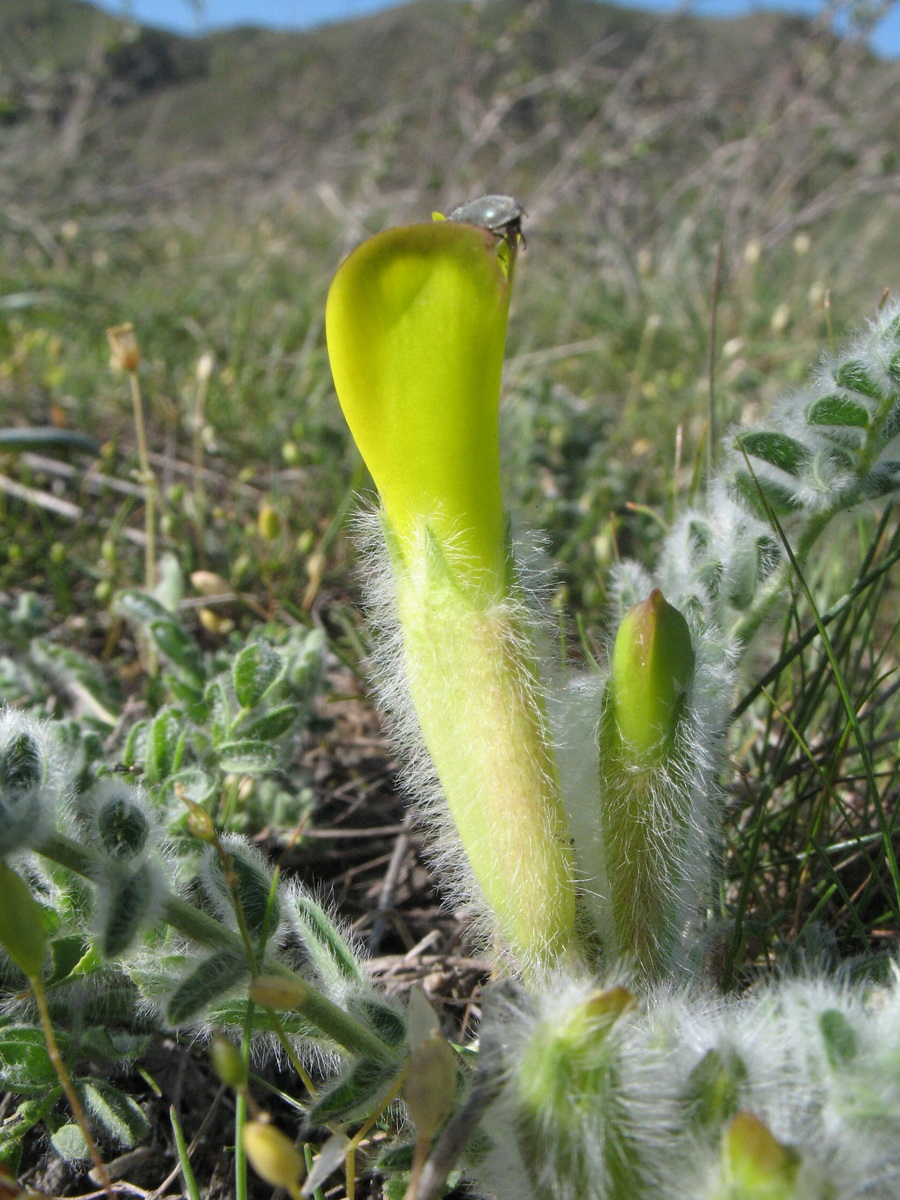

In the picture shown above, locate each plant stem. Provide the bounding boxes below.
[192,369,209,516]
[214,837,260,975]
[128,367,157,591]
[348,1063,409,1200]
[169,1105,203,1200]
[234,1090,248,1200]
[731,510,831,647]
[234,1000,255,1200]
[30,972,115,1199]
[35,831,394,1062]
[266,1008,318,1096]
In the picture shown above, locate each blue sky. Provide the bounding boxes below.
[89,0,900,57]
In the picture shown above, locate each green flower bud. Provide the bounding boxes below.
[609,589,695,761]
[597,591,697,978]
[183,797,216,843]
[513,986,642,1198]
[517,986,635,1120]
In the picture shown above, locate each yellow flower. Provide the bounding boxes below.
[327,221,575,976]
[327,220,512,595]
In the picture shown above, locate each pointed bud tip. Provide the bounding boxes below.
[583,985,636,1024]
[210,1033,247,1090]
[609,589,695,759]
[724,1112,798,1192]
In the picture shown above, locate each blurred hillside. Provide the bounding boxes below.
[2,0,899,601]
[2,0,898,244]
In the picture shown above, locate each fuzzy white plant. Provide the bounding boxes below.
[0,709,64,857]
[466,968,900,1200]
[326,219,579,979]
[323,215,900,1200]
[442,302,900,1198]
[655,301,900,646]
[355,509,579,974]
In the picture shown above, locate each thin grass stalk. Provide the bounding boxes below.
[169,1105,203,1200]
[127,368,158,592]
[30,972,115,1199]
[759,494,900,916]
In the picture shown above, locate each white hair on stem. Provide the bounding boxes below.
[352,506,577,977]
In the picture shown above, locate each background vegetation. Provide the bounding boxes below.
[0,0,899,1193]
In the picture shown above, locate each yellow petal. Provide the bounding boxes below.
[327,221,512,594]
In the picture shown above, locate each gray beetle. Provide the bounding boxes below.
[446,194,527,247]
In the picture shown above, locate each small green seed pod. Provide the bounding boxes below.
[0,862,47,978]
[242,1120,304,1199]
[210,1032,248,1091]
[249,973,309,1010]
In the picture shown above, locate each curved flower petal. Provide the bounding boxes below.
[327,220,511,593]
